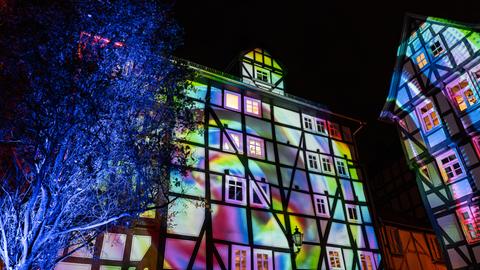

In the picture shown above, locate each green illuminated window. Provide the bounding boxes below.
[256,69,269,83]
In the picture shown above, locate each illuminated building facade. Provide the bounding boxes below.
[381,14,480,269]
[56,48,381,269]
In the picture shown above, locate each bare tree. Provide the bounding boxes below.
[0,1,198,269]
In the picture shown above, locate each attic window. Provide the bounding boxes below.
[256,69,269,83]
[415,52,428,69]
[430,40,444,57]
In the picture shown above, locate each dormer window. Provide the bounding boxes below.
[256,69,269,83]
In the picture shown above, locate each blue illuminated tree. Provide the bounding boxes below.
[0,1,197,269]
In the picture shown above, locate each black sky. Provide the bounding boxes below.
[172,0,480,176]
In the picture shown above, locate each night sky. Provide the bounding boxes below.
[172,0,480,176]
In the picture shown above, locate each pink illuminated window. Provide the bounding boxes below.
[457,205,480,244]
[314,194,329,217]
[436,149,465,183]
[245,97,261,116]
[328,121,342,139]
[416,99,440,132]
[224,91,241,111]
[253,249,272,270]
[446,75,479,112]
[247,136,264,158]
[226,176,246,205]
[223,130,243,154]
[232,245,251,270]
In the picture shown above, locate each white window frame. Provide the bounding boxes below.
[224,90,241,111]
[335,158,349,178]
[315,118,328,135]
[253,249,272,270]
[320,155,335,175]
[247,136,264,159]
[346,204,360,223]
[250,181,270,208]
[223,130,243,154]
[232,245,251,270]
[313,194,330,218]
[303,115,314,131]
[225,175,247,205]
[416,99,440,133]
[255,68,270,83]
[446,74,479,112]
[435,149,465,183]
[307,152,320,172]
[245,97,261,116]
[326,247,345,270]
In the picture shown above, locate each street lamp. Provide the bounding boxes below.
[292,226,304,254]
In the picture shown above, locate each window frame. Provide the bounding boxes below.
[346,204,360,223]
[457,205,480,244]
[244,96,262,117]
[435,149,465,183]
[429,38,445,58]
[415,99,441,133]
[225,175,247,205]
[359,251,375,270]
[313,194,330,218]
[320,155,335,175]
[414,50,428,69]
[224,90,241,112]
[232,245,251,270]
[445,74,480,112]
[223,130,243,154]
[253,249,272,270]
[247,136,265,159]
[306,152,320,172]
[302,114,314,131]
[326,247,345,270]
[335,158,350,178]
[315,118,328,135]
[328,121,342,140]
[255,68,270,83]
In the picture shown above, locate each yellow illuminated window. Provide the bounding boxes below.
[447,77,479,111]
[417,100,440,132]
[225,91,240,111]
[245,97,261,116]
[416,52,428,69]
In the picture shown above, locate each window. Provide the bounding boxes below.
[253,249,272,270]
[415,52,428,69]
[307,153,320,171]
[387,227,403,255]
[420,165,430,181]
[327,247,344,270]
[335,158,349,178]
[457,205,480,244]
[303,115,314,130]
[470,64,480,85]
[360,252,374,270]
[256,69,269,83]
[225,91,241,111]
[346,204,359,222]
[250,181,270,208]
[416,100,440,132]
[472,136,480,157]
[446,75,479,111]
[223,131,243,154]
[314,194,329,217]
[245,97,261,116]
[430,40,445,57]
[436,149,465,183]
[232,245,250,270]
[320,155,334,175]
[316,118,328,135]
[328,121,342,139]
[226,176,247,205]
[247,136,264,158]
